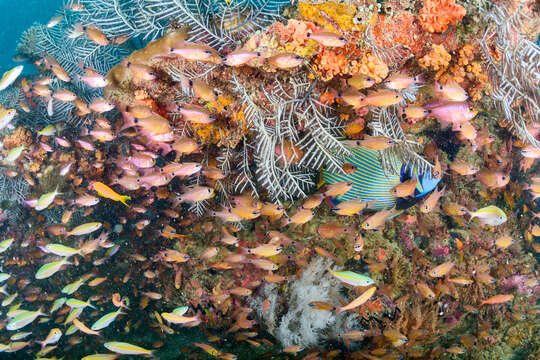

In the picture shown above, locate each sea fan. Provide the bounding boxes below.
[78,0,290,48]
[479,3,540,147]
[0,174,30,222]
[229,72,337,203]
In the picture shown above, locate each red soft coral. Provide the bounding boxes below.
[419,0,466,33]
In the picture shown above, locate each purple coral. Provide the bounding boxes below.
[400,225,415,250]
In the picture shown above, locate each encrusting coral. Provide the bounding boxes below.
[419,0,466,34]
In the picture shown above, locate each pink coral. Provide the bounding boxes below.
[419,0,466,33]
[432,242,450,257]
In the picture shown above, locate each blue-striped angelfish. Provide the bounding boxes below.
[321,146,440,210]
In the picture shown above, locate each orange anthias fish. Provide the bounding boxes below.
[356,90,403,107]
[357,135,395,150]
[391,178,417,197]
[361,207,396,230]
[91,181,131,207]
[428,261,455,278]
[420,186,445,213]
[306,31,347,47]
[475,170,509,188]
[481,294,514,305]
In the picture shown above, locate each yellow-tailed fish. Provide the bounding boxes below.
[44,243,81,257]
[61,277,86,295]
[38,125,56,136]
[35,185,62,211]
[66,222,102,236]
[37,328,62,348]
[81,355,120,360]
[92,181,131,206]
[63,307,83,325]
[0,238,14,253]
[66,298,95,309]
[9,332,31,341]
[6,308,45,330]
[0,65,23,91]
[329,270,375,287]
[35,258,71,279]
[104,342,153,356]
[468,205,507,226]
[91,308,125,330]
[65,324,78,335]
[5,145,24,163]
[172,306,188,316]
[49,297,67,313]
[0,273,10,282]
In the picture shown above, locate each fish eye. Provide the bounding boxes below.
[496,160,503,165]
[339,36,346,41]
[488,135,496,140]
[133,119,138,124]
[295,55,303,60]
[204,50,213,55]
[439,85,443,90]
[395,95,399,99]
[502,176,507,180]
[367,77,373,81]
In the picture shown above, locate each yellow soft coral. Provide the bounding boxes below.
[419,0,466,33]
[298,1,360,33]
[419,44,451,77]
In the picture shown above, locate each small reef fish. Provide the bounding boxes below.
[323,181,354,197]
[449,160,479,175]
[336,286,376,314]
[495,234,513,249]
[307,31,347,47]
[428,261,455,278]
[390,178,417,197]
[481,294,514,305]
[6,308,45,330]
[37,328,62,348]
[66,298,95,309]
[268,53,304,69]
[434,81,468,102]
[4,145,24,163]
[0,65,23,91]
[73,318,100,335]
[92,182,131,206]
[223,50,261,66]
[356,90,403,107]
[81,355,120,360]
[35,258,71,279]
[468,205,507,226]
[43,244,80,257]
[384,73,423,90]
[104,342,153,356]
[332,199,368,216]
[0,108,17,130]
[66,222,103,236]
[419,186,445,213]
[346,74,376,89]
[330,270,375,287]
[35,185,62,211]
[521,146,540,159]
[356,135,395,150]
[178,186,215,203]
[362,207,396,230]
[428,102,477,127]
[0,238,14,253]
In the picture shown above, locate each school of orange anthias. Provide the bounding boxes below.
[0,0,538,359]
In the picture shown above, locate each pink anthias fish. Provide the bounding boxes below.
[112,175,141,191]
[128,153,155,168]
[138,172,173,189]
[177,186,215,203]
[434,81,468,102]
[55,137,71,148]
[76,139,95,151]
[162,162,202,177]
[425,101,477,127]
[384,73,423,90]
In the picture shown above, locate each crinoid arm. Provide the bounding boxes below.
[479,2,540,147]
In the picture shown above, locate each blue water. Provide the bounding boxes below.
[0,0,63,73]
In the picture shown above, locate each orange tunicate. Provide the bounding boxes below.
[419,0,466,33]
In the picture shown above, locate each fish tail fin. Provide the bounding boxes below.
[335,307,345,315]
[119,195,131,207]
